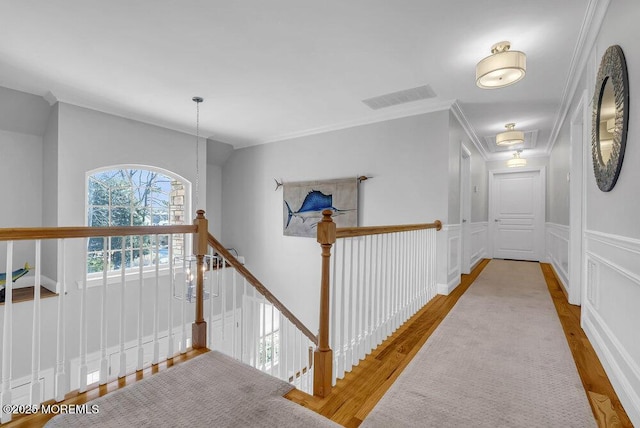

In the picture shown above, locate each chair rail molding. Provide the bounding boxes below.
[582,229,640,426]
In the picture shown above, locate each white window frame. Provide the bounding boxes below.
[84,164,191,284]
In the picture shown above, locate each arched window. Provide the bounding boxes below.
[86,167,188,274]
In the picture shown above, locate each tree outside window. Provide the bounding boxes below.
[86,168,186,274]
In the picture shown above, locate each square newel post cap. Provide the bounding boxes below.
[317,210,336,245]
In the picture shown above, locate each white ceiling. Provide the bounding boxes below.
[0,0,594,160]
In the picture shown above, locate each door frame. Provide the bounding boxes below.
[569,90,588,305]
[460,144,472,274]
[488,166,546,260]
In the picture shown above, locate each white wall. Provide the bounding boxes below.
[564,1,640,424]
[549,126,571,226]
[0,129,43,269]
[221,111,450,332]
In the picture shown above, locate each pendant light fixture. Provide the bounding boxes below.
[476,41,526,89]
[496,123,525,146]
[507,150,527,168]
[173,96,215,302]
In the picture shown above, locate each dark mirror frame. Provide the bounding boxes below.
[592,45,629,192]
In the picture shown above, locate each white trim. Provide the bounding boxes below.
[450,102,486,160]
[470,222,488,268]
[582,229,640,425]
[583,304,640,425]
[261,99,456,145]
[586,230,640,255]
[437,275,460,296]
[569,89,588,306]
[546,0,610,154]
[545,223,570,293]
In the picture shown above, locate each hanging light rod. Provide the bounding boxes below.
[476,41,526,89]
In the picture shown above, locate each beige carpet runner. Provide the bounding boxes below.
[362,259,595,427]
[45,351,340,427]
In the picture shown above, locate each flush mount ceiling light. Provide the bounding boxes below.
[496,123,525,146]
[476,41,526,89]
[507,150,527,168]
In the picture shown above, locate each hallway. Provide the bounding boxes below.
[286,259,632,427]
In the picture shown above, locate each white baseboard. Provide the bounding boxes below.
[437,276,460,296]
[583,304,640,426]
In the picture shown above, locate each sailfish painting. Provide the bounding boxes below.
[283,178,358,237]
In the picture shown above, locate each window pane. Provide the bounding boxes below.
[88,180,109,206]
[87,252,104,273]
[111,207,131,226]
[88,207,109,227]
[86,168,185,274]
[88,237,104,252]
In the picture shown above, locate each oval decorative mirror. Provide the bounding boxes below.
[592,45,629,192]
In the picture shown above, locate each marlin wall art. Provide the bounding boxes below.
[283,178,358,238]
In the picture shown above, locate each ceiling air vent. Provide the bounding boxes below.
[362,85,437,110]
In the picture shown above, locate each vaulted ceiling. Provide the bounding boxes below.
[0,0,595,160]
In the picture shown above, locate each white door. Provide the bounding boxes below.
[460,146,472,274]
[489,168,545,261]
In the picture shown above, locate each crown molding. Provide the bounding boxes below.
[546,0,610,155]
[260,99,456,145]
[450,101,488,161]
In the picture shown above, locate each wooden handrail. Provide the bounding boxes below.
[207,233,318,345]
[336,220,442,238]
[0,225,198,241]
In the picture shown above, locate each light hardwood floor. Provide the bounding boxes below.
[286,260,633,427]
[3,259,632,427]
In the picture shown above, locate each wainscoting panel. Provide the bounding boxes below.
[545,223,569,293]
[583,230,640,426]
[470,222,488,269]
[437,224,461,295]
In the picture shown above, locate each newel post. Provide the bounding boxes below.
[192,209,208,349]
[314,209,336,397]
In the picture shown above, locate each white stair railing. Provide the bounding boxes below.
[205,235,317,395]
[0,224,196,424]
[314,210,441,395]
[330,228,437,382]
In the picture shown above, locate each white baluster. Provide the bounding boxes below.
[1,242,14,424]
[269,303,275,375]
[79,239,88,393]
[232,263,237,359]
[152,237,160,365]
[365,235,373,353]
[220,264,226,346]
[30,240,42,405]
[361,235,369,358]
[260,294,266,371]
[137,235,145,368]
[281,317,288,382]
[119,243,127,378]
[374,234,381,346]
[55,239,67,401]
[241,277,247,364]
[330,237,337,384]
[347,237,354,371]
[179,235,187,354]
[100,238,108,385]
[355,237,363,362]
[167,235,175,360]
[338,238,346,378]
